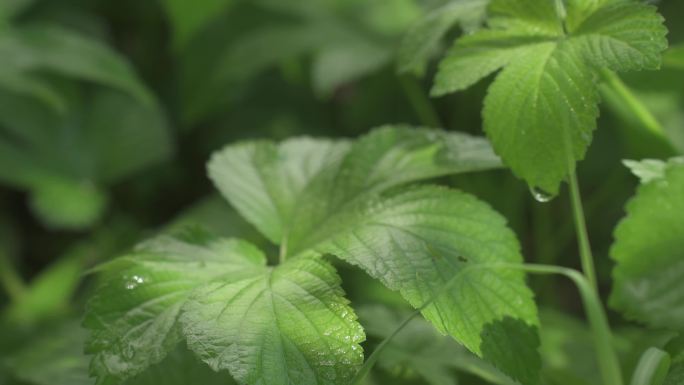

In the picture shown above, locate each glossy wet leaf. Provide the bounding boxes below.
[181,254,364,385]
[432,0,668,195]
[84,233,266,384]
[85,231,364,385]
[210,127,538,383]
[610,161,684,331]
[319,186,540,384]
[208,126,501,249]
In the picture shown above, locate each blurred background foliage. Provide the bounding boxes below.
[0,0,683,384]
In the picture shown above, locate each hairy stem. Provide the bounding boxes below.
[399,75,443,128]
[599,68,666,138]
[0,250,26,302]
[568,166,598,291]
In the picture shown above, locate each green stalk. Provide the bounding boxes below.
[522,264,624,385]
[0,250,26,302]
[629,348,670,385]
[351,263,623,385]
[398,75,443,128]
[598,68,666,138]
[567,166,598,291]
[350,307,422,385]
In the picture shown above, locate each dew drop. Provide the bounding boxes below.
[529,186,556,203]
[124,275,145,290]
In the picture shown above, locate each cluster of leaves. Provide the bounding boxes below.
[0,3,170,229]
[2,1,684,385]
[83,127,543,385]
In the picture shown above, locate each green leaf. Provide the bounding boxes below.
[209,126,501,249]
[398,0,489,75]
[85,231,364,385]
[209,126,537,383]
[181,254,364,385]
[358,305,516,385]
[432,31,552,96]
[84,233,265,384]
[482,41,599,195]
[623,158,684,184]
[318,186,540,384]
[610,162,684,331]
[208,137,351,245]
[0,24,152,104]
[432,0,668,195]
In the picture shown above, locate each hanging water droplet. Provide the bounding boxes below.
[530,186,556,203]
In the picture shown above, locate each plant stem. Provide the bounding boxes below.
[350,307,422,385]
[352,263,623,385]
[598,68,666,138]
[0,250,26,302]
[567,166,598,291]
[629,347,670,385]
[520,264,624,385]
[398,75,443,128]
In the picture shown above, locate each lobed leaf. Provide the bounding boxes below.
[85,231,364,385]
[181,254,364,385]
[432,0,668,194]
[208,126,538,383]
[84,233,266,384]
[610,161,684,331]
[209,126,501,253]
[318,185,540,384]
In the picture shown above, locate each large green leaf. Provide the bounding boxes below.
[85,231,364,385]
[610,161,684,331]
[181,254,364,385]
[208,126,501,249]
[318,186,540,384]
[84,233,265,384]
[433,0,668,195]
[209,127,538,383]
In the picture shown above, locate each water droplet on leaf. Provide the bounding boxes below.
[530,186,556,203]
[124,275,145,290]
